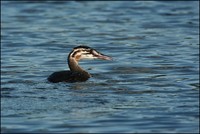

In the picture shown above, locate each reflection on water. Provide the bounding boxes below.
[1,1,199,133]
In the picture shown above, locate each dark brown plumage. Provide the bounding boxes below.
[48,46,112,83]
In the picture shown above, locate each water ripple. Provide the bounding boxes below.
[1,1,199,133]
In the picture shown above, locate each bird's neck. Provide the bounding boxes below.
[68,58,91,77]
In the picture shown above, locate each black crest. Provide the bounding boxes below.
[74,45,91,50]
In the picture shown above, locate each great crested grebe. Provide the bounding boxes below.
[48,46,112,83]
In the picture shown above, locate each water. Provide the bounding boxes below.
[1,1,199,133]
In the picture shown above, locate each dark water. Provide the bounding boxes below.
[1,1,199,133]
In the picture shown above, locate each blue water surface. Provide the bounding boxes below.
[1,1,199,133]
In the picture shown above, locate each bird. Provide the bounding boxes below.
[48,45,112,83]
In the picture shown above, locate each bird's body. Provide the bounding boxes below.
[48,71,89,83]
[48,46,112,83]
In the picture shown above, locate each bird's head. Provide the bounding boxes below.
[68,45,112,61]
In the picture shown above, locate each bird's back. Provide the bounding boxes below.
[47,70,90,83]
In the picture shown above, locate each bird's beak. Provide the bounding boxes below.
[96,53,112,60]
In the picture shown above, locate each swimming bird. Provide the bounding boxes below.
[48,46,112,83]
